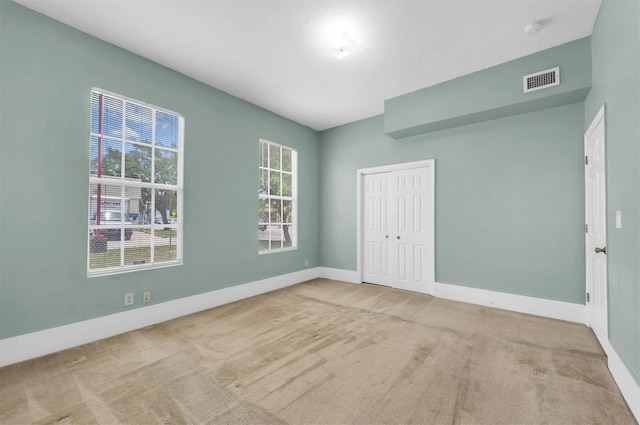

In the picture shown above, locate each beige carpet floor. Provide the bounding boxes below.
[0,279,636,425]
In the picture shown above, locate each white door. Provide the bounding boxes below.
[585,106,607,344]
[362,166,432,294]
[393,168,430,293]
[363,172,392,286]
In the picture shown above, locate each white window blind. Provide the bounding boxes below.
[88,89,184,276]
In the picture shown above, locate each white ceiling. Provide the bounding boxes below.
[13,0,602,131]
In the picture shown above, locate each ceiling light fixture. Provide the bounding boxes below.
[330,32,359,59]
[524,21,544,35]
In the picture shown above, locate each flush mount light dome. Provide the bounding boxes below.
[330,32,359,59]
[524,21,544,35]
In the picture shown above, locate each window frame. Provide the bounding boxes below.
[258,138,298,254]
[87,88,184,277]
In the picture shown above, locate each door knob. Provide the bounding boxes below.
[595,246,606,254]
[397,236,401,240]
[385,235,389,239]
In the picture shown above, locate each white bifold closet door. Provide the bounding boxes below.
[363,166,430,293]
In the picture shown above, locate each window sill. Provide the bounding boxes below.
[87,260,182,278]
[258,247,298,255]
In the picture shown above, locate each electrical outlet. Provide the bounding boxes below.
[305,259,309,267]
[142,290,151,303]
[124,293,134,306]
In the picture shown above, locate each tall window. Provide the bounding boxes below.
[88,89,184,276]
[259,139,297,253]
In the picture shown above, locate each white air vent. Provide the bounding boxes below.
[523,67,560,93]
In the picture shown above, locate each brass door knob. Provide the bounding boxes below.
[595,246,607,254]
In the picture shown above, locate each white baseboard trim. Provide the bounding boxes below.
[597,334,640,422]
[311,270,586,324]
[0,267,320,368]
[433,281,585,324]
[316,267,360,283]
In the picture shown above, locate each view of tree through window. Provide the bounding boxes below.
[88,89,183,275]
[259,139,297,252]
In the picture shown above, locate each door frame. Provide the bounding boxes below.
[584,104,607,340]
[356,159,435,294]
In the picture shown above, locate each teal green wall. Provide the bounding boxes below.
[0,1,320,339]
[585,0,640,382]
[385,38,592,138]
[320,104,586,303]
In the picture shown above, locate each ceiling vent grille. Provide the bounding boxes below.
[523,67,560,93]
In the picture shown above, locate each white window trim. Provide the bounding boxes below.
[259,138,298,254]
[87,88,184,277]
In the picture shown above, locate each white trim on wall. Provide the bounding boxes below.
[316,267,360,283]
[606,341,640,422]
[3,268,587,368]
[356,160,435,293]
[433,281,585,323]
[317,270,587,324]
[0,268,319,368]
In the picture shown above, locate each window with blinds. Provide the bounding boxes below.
[258,139,297,253]
[88,89,184,276]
